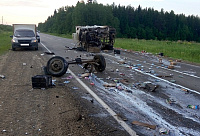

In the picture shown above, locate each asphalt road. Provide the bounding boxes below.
[39,33,200,136]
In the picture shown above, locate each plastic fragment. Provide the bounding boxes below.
[64,81,70,84]
[90,82,95,86]
[0,75,5,79]
[187,105,199,110]
[159,128,170,134]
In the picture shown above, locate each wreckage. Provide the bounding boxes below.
[73,25,116,52]
[45,25,116,77]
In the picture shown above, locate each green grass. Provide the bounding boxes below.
[0,25,12,55]
[115,39,200,64]
[0,32,12,55]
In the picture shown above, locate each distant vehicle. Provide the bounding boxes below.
[10,24,38,51]
[36,31,40,43]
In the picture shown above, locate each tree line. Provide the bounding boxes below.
[38,1,200,42]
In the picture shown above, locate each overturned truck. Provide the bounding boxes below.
[45,26,116,77]
[73,25,116,52]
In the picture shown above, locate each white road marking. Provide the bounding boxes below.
[40,42,52,53]
[103,53,200,95]
[41,43,138,136]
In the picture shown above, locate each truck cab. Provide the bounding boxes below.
[11,24,38,51]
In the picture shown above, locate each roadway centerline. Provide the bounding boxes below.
[41,42,138,136]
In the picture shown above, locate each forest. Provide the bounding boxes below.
[38,1,200,42]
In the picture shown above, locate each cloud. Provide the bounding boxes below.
[0,0,48,8]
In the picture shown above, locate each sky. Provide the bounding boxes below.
[0,0,199,26]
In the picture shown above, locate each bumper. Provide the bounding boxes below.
[12,42,38,49]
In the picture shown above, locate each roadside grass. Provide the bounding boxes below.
[0,32,12,55]
[115,38,200,64]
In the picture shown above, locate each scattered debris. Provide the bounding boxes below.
[170,80,176,83]
[159,52,164,56]
[156,75,173,78]
[44,52,55,55]
[170,62,177,65]
[72,87,79,90]
[118,59,126,64]
[90,82,95,86]
[168,65,174,69]
[181,88,189,93]
[140,82,159,92]
[81,73,91,78]
[103,83,116,87]
[64,81,70,84]
[166,99,175,105]
[23,63,27,66]
[120,79,129,84]
[176,59,182,62]
[187,105,199,110]
[116,114,128,121]
[32,75,52,89]
[132,121,156,130]
[114,49,120,54]
[159,128,170,135]
[0,75,5,79]
[159,58,163,63]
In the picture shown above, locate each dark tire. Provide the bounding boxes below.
[46,56,68,77]
[93,55,106,72]
[12,46,16,51]
[35,47,38,50]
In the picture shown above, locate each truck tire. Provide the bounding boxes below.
[46,56,68,77]
[12,46,16,51]
[93,55,106,72]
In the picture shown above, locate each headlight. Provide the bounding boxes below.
[12,39,18,43]
[31,40,37,43]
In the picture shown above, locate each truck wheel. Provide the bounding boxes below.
[35,47,38,50]
[46,56,68,77]
[93,55,106,72]
[12,46,16,51]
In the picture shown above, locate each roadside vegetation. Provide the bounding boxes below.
[115,38,200,64]
[0,25,12,55]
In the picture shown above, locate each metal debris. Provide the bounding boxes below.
[132,121,156,130]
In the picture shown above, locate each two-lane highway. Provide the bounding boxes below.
[39,33,200,136]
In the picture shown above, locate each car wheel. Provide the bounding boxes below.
[93,55,106,72]
[12,47,16,51]
[46,56,68,77]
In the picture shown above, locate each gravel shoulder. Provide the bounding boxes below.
[0,50,129,136]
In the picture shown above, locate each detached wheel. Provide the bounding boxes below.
[46,56,68,77]
[93,55,106,72]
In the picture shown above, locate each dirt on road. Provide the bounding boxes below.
[0,50,128,136]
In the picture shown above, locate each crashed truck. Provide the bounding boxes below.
[45,25,116,77]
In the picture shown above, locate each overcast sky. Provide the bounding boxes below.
[0,0,199,26]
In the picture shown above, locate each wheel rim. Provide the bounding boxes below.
[50,59,64,73]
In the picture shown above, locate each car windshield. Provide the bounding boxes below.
[14,29,35,37]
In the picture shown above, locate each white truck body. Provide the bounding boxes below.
[11,24,38,50]
[13,24,36,36]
